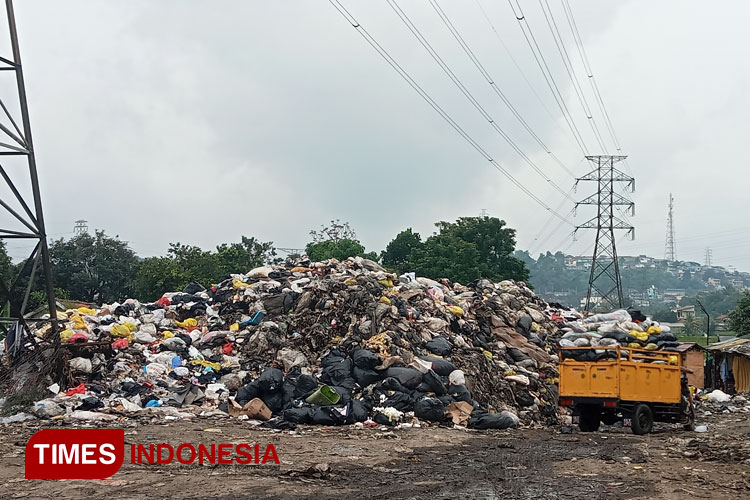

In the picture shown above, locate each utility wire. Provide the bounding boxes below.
[430,0,576,178]
[560,0,634,176]
[386,0,575,202]
[538,0,608,153]
[328,0,573,226]
[507,0,588,155]
[473,0,574,149]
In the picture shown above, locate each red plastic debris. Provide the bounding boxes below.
[112,338,129,350]
[156,296,171,307]
[222,343,233,355]
[68,332,88,343]
[65,383,86,396]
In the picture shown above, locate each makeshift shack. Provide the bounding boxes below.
[706,338,750,393]
[673,342,705,389]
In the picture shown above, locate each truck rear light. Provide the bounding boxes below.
[604,400,617,408]
[559,398,572,406]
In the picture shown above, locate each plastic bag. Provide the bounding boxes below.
[414,397,445,421]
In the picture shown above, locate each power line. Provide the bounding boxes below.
[506,0,589,155]
[559,0,634,176]
[328,0,573,226]
[473,0,575,149]
[385,0,575,202]
[429,0,576,178]
[537,0,608,152]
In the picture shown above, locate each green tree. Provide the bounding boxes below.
[729,290,750,335]
[381,228,422,273]
[306,238,367,262]
[305,220,377,262]
[132,257,187,302]
[49,231,138,303]
[0,241,11,287]
[215,236,277,275]
[411,233,482,283]
[411,217,528,283]
[166,243,221,286]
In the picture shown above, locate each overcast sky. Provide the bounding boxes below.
[2,1,749,270]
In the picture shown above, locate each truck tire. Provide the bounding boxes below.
[579,407,600,432]
[631,404,653,435]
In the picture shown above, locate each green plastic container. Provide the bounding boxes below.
[305,384,340,405]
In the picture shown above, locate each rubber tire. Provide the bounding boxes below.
[631,404,653,435]
[579,407,601,432]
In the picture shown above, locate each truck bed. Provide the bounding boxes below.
[559,347,681,404]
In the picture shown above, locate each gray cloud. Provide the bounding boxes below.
[2,1,748,271]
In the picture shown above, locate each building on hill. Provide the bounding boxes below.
[675,304,695,321]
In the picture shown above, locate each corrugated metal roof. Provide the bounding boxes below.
[706,338,750,357]
[672,342,705,352]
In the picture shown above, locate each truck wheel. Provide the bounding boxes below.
[579,407,600,432]
[631,404,653,435]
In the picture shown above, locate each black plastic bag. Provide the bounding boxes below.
[282,406,315,424]
[448,384,473,404]
[420,369,446,396]
[346,400,370,424]
[321,357,356,390]
[236,380,261,405]
[375,377,411,394]
[382,391,413,411]
[183,282,206,294]
[260,391,285,413]
[425,336,452,356]
[468,411,518,430]
[352,349,382,370]
[386,366,423,389]
[419,356,456,376]
[414,397,445,422]
[311,405,350,426]
[353,366,384,387]
[257,367,284,393]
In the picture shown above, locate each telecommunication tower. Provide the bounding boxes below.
[574,155,635,311]
[73,219,88,235]
[704,247,712,267]
[664,194,675,261]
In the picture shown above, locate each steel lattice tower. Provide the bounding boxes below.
[664,193,675,261]
[0,0,58,345]
[575,155,635,311]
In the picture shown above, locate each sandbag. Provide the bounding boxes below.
[413,397,445,422]
[419,355,456,376]
[386,366,423,389]
[425,336,452,356]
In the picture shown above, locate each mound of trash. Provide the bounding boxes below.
[556,308,679,362]
[15,257,566,430]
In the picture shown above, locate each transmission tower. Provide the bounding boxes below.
[479,208,489,217]
[704,247,712,267]
[574,155,635,311]
[0,1,59,341]
[73,219,88,235]
[664,193,675,262]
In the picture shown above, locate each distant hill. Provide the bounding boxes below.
[515,250,748,315]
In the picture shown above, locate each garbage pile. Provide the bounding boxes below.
[18,257,564,430]
[557,309,679,362]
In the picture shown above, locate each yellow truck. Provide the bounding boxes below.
[558,346,695,434]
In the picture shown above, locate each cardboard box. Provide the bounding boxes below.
[228,397,272,420]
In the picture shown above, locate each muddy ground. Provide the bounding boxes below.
[1,406,748,500]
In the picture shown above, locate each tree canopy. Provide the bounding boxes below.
[383,217,529,283]
[305,220,378,262]
[49,231,138,303]
[729,291,750,336]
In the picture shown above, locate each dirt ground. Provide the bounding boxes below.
[1,406,748,500]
